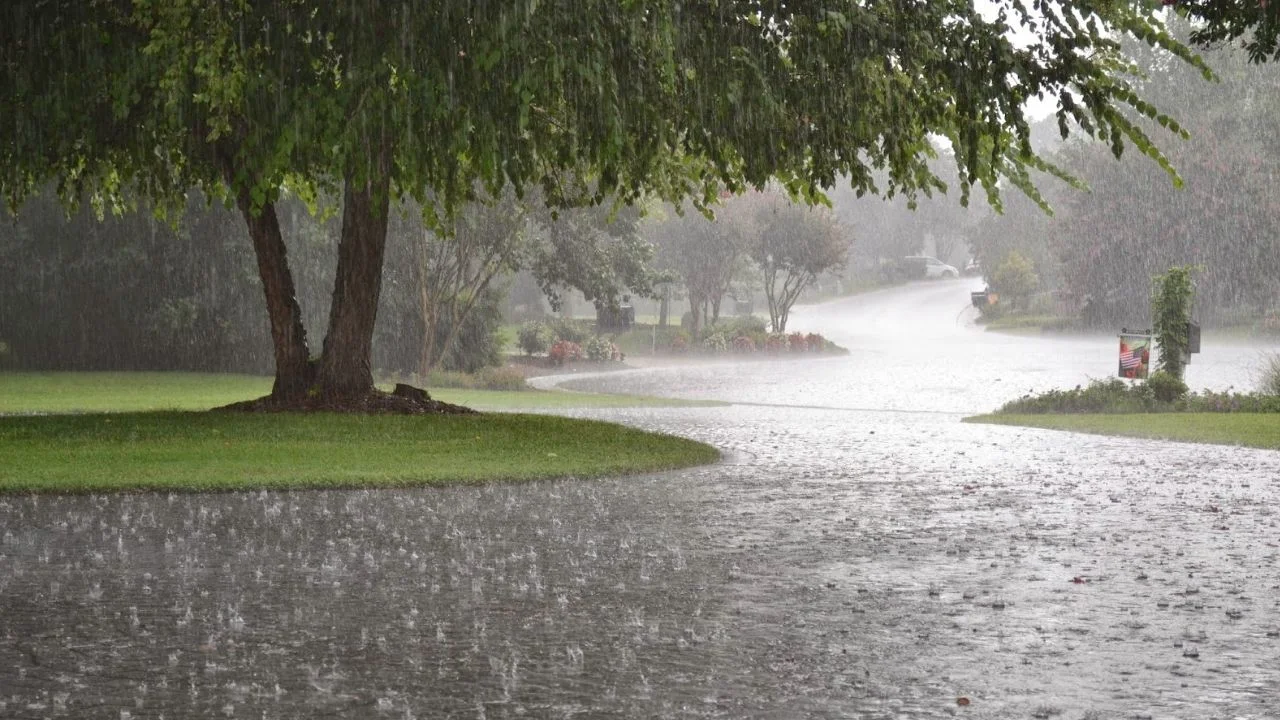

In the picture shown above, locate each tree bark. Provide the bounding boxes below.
[214,137,313,401]
[234,195,314,400]
[318,172,392,398]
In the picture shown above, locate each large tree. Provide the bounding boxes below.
[2,1,1208,408]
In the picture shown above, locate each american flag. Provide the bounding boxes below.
[1120,346,1144,369]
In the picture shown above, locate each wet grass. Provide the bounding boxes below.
[0,371,716,414]
[0,411,720,494]
[966,412,1280,450]
[979,313,1081,335]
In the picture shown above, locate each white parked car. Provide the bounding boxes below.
[903,255,959,279]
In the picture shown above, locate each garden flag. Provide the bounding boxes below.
[1118,333,1151,380]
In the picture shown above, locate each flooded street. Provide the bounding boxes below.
[4,280,1280,718]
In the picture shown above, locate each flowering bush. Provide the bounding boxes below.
[805,333,826,351]
[548,340,583,366]
[702,332,729,353]
[764,333,789,352]
[584,335,614,361]
[732,335,756,353]
[787,332,808,352]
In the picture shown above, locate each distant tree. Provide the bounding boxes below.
[748,194,851,333]
[1047,20,1280,326]
[394,193,528,377]
[524,201,655,318]
[992,251,1040,311]
[644,201,752,337]
[1173,1,1280,62]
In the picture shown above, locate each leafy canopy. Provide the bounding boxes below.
[2,1,1212,218]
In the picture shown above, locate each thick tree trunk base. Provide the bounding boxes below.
[215,384,476,415]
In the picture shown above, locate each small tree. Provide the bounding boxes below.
[748,194,851,333]
[992,251,1039,311]
[1152,265,1196,381]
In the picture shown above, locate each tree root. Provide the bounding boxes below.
[215,383,476,415]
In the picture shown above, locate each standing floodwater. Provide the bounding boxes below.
[4,280,1280,718]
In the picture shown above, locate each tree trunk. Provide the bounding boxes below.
[688,292,704,337]
[235,195,314,400]
[317,173,392,398]
[416,239,439,379]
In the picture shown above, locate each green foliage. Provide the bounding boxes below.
[547,318,589,345]
[423,366,529,392]
[992,251,1039,311]
[1147,370,1189,403]
[997,377,1280,415]
[702,332,729,353]
[1151,265,1196,380]
[749,193,851,333]
[1259,353,1280,396]
[432,288,504,374]
[1180,2,1280,63]
[0,188,273,372]
[715,315,769,338]
[583,336,619,362]
[3,1,1226,398]
[517,321,552,356]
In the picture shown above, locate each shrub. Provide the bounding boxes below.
[999,376,1280,415]
[702,332,729,353]
[764,333,789,352]
[1260,353,1280,396]
[1147,370,1188,403]
[717,315,768,338]
[548,340,583,366]
[669,333,690,353]
[998,378,1157,414]
[992,251,1039,310]
[584,335,616,362]
[732,335,756,353]
[517,321,552,356]
[787,332,808,352]
[548,317,588,345]
[433,290,505,373]
[805,333,826,351]
[426,366,529,391]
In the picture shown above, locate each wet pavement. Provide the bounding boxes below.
[3,279,1280,718]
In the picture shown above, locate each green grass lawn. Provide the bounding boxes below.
[0,371,713,414]
[0,411,720,494]
[966,412,1280,450]
[0,372,721,493]
[978,313,1081,334]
